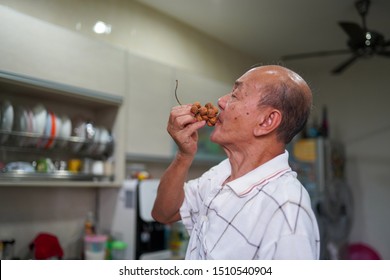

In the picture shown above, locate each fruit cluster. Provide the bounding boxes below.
[191,102,219,126]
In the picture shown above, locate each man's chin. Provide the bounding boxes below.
[210,131,220,144]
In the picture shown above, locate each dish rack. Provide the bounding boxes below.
[0,70,122,186]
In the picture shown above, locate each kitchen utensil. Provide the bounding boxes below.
[32,103,47,146]
[68,158,82,173]
[25,107,36,146]
[35,158,55,172]
[96,126,110,155]
[71,119,86,152]
[44,111,60,149]
[82,158,93,174]
[5,161,35,173]
[86,123,98,154]
[57,114,71,148]
[92,160,104,175]
[1,99,14,143]
[13,105,29,146]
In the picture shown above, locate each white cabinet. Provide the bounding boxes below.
[126,54,176,158]
[174,70,231,107]
[0,6,127,98]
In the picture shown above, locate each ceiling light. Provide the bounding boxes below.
[93,21,112,34]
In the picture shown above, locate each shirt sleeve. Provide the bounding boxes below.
[273,234,317,259]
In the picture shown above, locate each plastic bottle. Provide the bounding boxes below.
[110,241,127,260]
[84,211,95,236]
[169,223,183,258]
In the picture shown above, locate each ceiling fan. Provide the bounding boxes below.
[280,0,390,74]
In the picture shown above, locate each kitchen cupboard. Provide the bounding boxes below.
[126,54,176,159]
[0,5,127,98]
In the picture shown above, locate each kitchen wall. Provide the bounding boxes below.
[1,0,389,259]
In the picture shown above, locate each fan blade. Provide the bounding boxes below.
[332,55,360,74]
[338,21,365,41]
[384,40,390,47]
[281,49,351,61]
[377,50,390,57]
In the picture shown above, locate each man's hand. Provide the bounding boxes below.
[168,104,206,157]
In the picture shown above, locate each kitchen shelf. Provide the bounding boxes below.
[0,170,113,182]
[0,70,123,187]
[0,180,120,188]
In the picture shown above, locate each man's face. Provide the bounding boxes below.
[210,69,264,147]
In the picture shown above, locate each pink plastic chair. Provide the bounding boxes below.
[346,242,381,260]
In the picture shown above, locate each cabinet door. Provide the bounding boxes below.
[126,55,176,158]
[174,70,231,106]
[0,6,126,97]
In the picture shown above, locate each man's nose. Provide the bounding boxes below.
[218,94,229,110]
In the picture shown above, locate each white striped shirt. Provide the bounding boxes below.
[180,150,320,259]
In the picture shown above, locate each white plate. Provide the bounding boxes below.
[26,108,36,146]
[33,104,48,147]
[57,115,71,148]
[60,115,71,138]
[33,103,47,136]
[72,119,86,152]
[37,112,52,148]
[1,100,14,131]
[1,100,14,144]
[16,106,29,132]
[96,127,109,155]
[13,105,29,146]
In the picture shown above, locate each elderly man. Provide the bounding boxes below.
[152,65,320,260]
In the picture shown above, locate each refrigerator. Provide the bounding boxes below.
[288,137,353,259]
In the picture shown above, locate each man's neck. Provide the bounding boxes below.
[224,143,285,183]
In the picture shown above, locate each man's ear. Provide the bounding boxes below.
[254,109,282,136]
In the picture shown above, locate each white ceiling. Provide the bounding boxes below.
[135,0,390,65]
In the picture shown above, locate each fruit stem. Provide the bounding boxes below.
[174,79,182,105]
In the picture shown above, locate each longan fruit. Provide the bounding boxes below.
[191,101,219,126]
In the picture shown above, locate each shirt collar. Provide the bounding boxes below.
[225,150,292,197]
